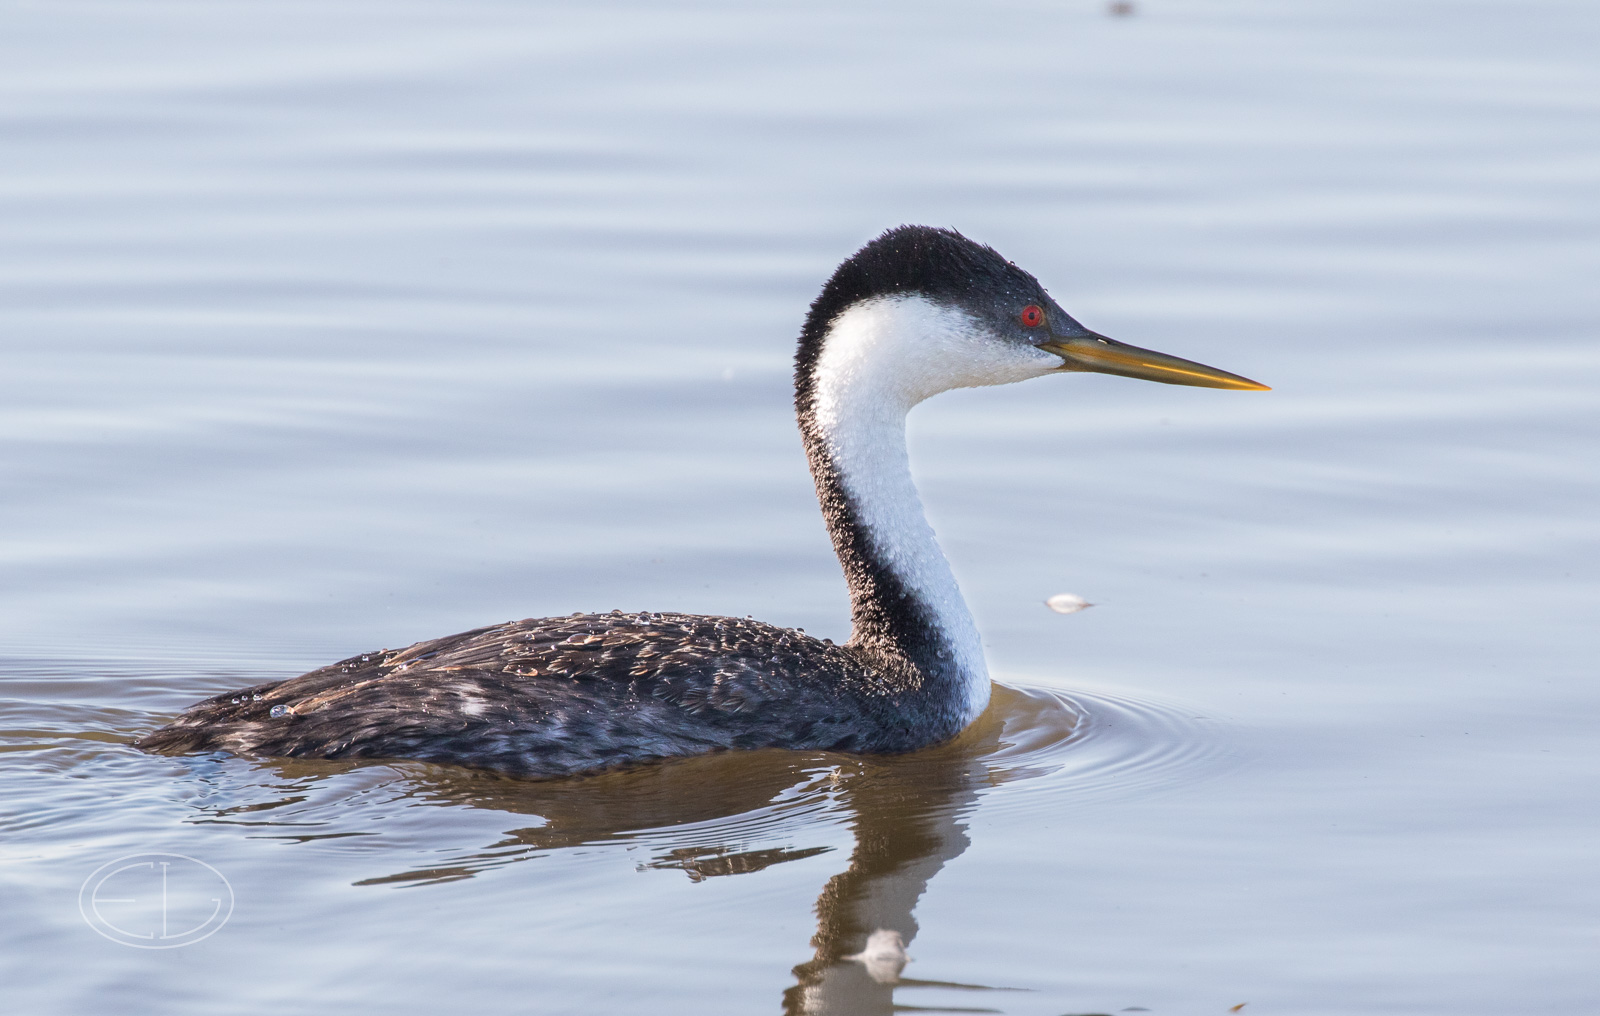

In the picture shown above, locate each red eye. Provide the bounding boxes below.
[1019,305,1045,328]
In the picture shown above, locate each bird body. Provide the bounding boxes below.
[151,613,940,778]
[139,226,1265,777]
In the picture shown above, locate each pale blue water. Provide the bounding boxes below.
[3,2,1598,1013]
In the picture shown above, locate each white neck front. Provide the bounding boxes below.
[806,296,1060,721]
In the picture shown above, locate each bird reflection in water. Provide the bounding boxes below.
[228,684,1079,1013]
[778,715,1034,1015]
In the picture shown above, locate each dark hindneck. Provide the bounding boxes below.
[793,309,990,724]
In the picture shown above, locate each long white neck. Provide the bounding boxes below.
[798,294,1064,723]
[814,380,989,718]
[803,295,1067,724]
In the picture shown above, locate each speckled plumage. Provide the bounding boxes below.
[139,611,946,777]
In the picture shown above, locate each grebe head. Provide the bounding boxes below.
[787,226,1266,731]
[797,225,1268,409]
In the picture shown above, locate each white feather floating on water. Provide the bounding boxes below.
[1045,593,1093,614]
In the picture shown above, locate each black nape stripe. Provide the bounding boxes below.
[789,227,1017,704]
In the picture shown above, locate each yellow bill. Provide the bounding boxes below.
[1039,333,1269,391]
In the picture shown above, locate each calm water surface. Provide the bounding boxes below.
[3,2,1598,1013]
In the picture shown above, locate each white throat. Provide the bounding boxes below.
[808,295,1061,722]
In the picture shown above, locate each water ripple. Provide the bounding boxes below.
[969,681,1240,805]
[1,661,1235,885]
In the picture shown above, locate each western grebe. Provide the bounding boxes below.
[138,226,1266,777]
